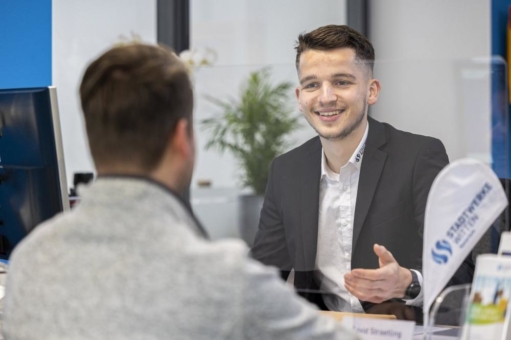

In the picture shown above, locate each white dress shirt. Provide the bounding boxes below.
[315,125,368,312]
[315,125,423,312]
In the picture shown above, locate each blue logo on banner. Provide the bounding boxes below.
[431,239,452,264]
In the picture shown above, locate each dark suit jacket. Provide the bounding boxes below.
[251,117,474,311]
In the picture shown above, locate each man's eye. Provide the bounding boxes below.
[303,83,317,89]
[336,81,351,86]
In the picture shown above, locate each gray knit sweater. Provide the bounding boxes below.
[3,178,356,340]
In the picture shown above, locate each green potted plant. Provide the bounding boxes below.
[201,68,300,245]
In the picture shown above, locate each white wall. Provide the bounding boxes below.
[191,0,347,189]
[368,0,492,163]
[52,0,157,189]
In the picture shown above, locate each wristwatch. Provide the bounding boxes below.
[403,269,421,300]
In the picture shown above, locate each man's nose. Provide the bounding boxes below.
[319,83,336,105]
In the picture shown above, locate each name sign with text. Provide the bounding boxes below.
[340,317,415,340]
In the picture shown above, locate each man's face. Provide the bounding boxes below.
[295,48,380,141]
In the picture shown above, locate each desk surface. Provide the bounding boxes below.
[414,326,459,339]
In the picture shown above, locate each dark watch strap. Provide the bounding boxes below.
[404,269,421,300]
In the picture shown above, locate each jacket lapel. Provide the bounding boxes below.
[352,117,388,250]
[298,137,322,271]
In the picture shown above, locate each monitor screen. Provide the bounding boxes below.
[0,87,69,259]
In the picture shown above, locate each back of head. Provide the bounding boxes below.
[79,43,193,173]
[295,24,375,73]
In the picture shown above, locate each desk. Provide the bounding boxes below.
[414,326,460,339]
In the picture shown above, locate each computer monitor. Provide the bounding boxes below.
[0,87,69,259]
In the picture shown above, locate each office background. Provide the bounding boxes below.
[0,0,506,240]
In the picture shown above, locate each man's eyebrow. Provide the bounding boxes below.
[299,75,317,85]
[300,73,357,85]
[331,73,356,80]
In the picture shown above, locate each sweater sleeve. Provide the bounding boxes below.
[241,256,358,340]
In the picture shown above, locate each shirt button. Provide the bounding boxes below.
[342,185,348,191]
[341,221,348,227]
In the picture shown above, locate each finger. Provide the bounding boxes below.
[350,268,386,281]
[345,276,385,290]
[374,244,396,266]
[345,282,386,304]
[345,280,385,295]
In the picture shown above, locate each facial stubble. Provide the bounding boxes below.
[309,100,368,141]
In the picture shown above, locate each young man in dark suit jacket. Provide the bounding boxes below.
[251,25,474,314]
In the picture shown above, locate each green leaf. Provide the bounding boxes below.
[201,68,300,195]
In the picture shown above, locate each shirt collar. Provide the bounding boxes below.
[321,123,369,179]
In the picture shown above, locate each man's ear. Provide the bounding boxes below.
[295,86,303,112]
[170,118,193,159]
[367,79,381,105]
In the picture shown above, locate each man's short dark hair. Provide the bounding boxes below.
[79,43,193,172]
[295,25,375,73]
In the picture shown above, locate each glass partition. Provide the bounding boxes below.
[190,56,509,328]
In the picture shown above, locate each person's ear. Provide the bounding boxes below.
[367,79,381,105]
[295,86,303,112]
[170,118,193,159]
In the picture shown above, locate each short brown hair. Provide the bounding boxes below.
[80,43,193,172]
[295,25,375,73]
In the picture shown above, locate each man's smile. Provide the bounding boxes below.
[314,108,346,121]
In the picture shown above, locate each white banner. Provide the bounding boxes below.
[423,159,508,322]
